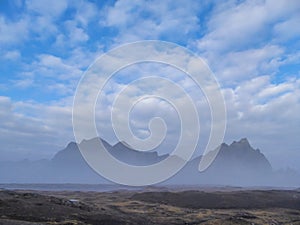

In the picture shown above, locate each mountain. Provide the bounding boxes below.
[50,140,107,183]
[213,138,272,173]
[168,138,273,185]
[53,137,168,166]
[0,137,299,186]
[106,140,168,166]
[50,137,168,183]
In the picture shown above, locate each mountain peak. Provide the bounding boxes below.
[240,137,249,143]
[114,141,133,149]
[230,138,251,148]
[220,143,229,148]
[66,141,77,148]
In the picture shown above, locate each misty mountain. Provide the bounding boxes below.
[53,137,168,166]
[0,138,299,186]
[211,138,272,173]
[168,138,274,186]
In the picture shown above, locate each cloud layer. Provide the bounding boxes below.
[0,0,299,171]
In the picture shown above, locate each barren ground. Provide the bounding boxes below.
[0,188,300,224]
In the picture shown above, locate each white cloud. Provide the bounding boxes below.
[257,82,294,99]
[35,54,83,80]
[10,54,84,96]
[67,46,104,69]
[197,0,300,52]
[56,20,90,47]
[213,45,284,83]
[2,50,21,60]
[193,0,300,86]
[74,0,98,27]
[0,0,96,50]
[273,16,300,42]
[0,16,29,45]
[26,0,68,18]
[29,15,59,39]
[102,0,201,43]
[13,79,34,89]
[0,96,73,160]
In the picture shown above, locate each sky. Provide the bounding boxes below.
[0,0,300,172]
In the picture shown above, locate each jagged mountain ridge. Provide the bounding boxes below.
[53,137,168,166]
[0,137,299,186]
[50,137,274,185]
[53,137,269,167]
[207,138,272,173]
[167,138,273,185]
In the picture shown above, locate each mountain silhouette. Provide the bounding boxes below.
[0,138,299,186]
[168,138,274,185]
[53,137,168,166]
[205,138,272,176]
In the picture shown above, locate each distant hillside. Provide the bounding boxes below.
[168,138,274,185]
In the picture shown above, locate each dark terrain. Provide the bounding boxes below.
[1,188,300,225]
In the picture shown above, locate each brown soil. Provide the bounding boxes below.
[0,189,300,224]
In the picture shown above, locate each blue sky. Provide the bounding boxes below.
[0,0,300,171]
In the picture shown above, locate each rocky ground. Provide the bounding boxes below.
[0,188,300,224]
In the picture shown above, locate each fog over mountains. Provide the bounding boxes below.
[0,138,299,187]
